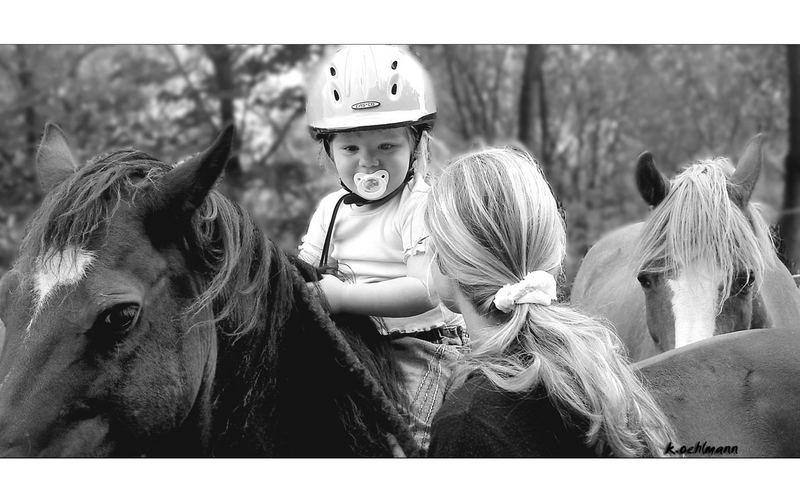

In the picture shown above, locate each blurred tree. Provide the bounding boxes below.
[518,45,552,167]
[416,45,518,146]
[0,44,324,273]
[161,44,320,194]
[781,45,800,275]
[0,44,794,282]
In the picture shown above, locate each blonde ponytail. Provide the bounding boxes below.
[462,303,672,456]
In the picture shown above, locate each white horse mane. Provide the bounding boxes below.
[634,156,776,309]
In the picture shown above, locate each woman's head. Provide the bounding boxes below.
[425,146,674,456]
[425,147,565,316]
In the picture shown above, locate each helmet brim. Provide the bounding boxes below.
[309,112,436,137]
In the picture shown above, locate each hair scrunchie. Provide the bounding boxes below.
[493,271,557,313]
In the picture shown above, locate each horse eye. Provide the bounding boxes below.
[98,303,140,334]
[637,273,652,289]
[734,272,755,292]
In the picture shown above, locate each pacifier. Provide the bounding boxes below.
[353,170,390,200]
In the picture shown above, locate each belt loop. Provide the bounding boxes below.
[452,325,467,346]
[388,325,468,345]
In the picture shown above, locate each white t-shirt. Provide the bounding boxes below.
[298,176,462,334]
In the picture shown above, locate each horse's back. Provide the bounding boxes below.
[636,328,800,456]
[571,222,658,360]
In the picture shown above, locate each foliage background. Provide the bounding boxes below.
[0,45,796,290]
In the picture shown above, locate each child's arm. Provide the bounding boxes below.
[315,254,438,317]
[298,193,339,268]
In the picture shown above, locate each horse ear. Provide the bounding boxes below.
[36,123,79,193]
[730,134,763,207]
[145,125,235,230]
[636,151,670,208]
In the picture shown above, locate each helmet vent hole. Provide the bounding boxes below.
[330,67,336,76]
[333,90,340,101]
[391,60,398,70]
[391,83,398,95]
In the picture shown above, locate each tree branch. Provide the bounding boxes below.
[258,106,305,165]
[443,46,472,141]
[162,45,218,130]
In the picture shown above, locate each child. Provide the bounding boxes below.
[424,147,675,457]
[299,45,465,452]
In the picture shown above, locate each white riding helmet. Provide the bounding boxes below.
[306,45,436,137]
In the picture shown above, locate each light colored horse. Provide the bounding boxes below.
[572,137,800,361]
[637,327,800,456]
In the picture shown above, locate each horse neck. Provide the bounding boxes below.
[206,228,298,455]
[186,194,418,456]
[206,243,418,456]
[750,291,772,329]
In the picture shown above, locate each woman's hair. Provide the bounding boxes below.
[424,146,675,457]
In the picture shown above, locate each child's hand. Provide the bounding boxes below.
[315,274,348,314]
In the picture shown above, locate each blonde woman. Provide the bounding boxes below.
[424,147,674,457]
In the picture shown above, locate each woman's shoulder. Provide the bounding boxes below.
[434,372,493,420]
[439,373,548,421]
[429,372,596,457]
[428,374,515,457]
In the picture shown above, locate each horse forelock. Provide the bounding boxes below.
[17,150,171,274]
[25,246,97,331]
[634,157,775,306]
[14,147,290,337]
[11,150,170,331]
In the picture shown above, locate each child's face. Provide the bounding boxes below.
[329,128,413,200]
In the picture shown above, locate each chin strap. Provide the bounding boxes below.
[318,167,415,269]
[319,192,361,268]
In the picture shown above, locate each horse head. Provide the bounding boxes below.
[0,124,234,456]
[633,135,776,351]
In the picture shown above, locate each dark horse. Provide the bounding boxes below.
[0,124,418,457]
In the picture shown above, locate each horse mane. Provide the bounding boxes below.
[633,157,776,304]
[190,192,417,456]
[16,148,417,456]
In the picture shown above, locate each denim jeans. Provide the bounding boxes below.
[389,326,467,453]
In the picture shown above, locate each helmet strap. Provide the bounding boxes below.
[317,136,423,268]
[319,161,415,266]
[319,167,415,268]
